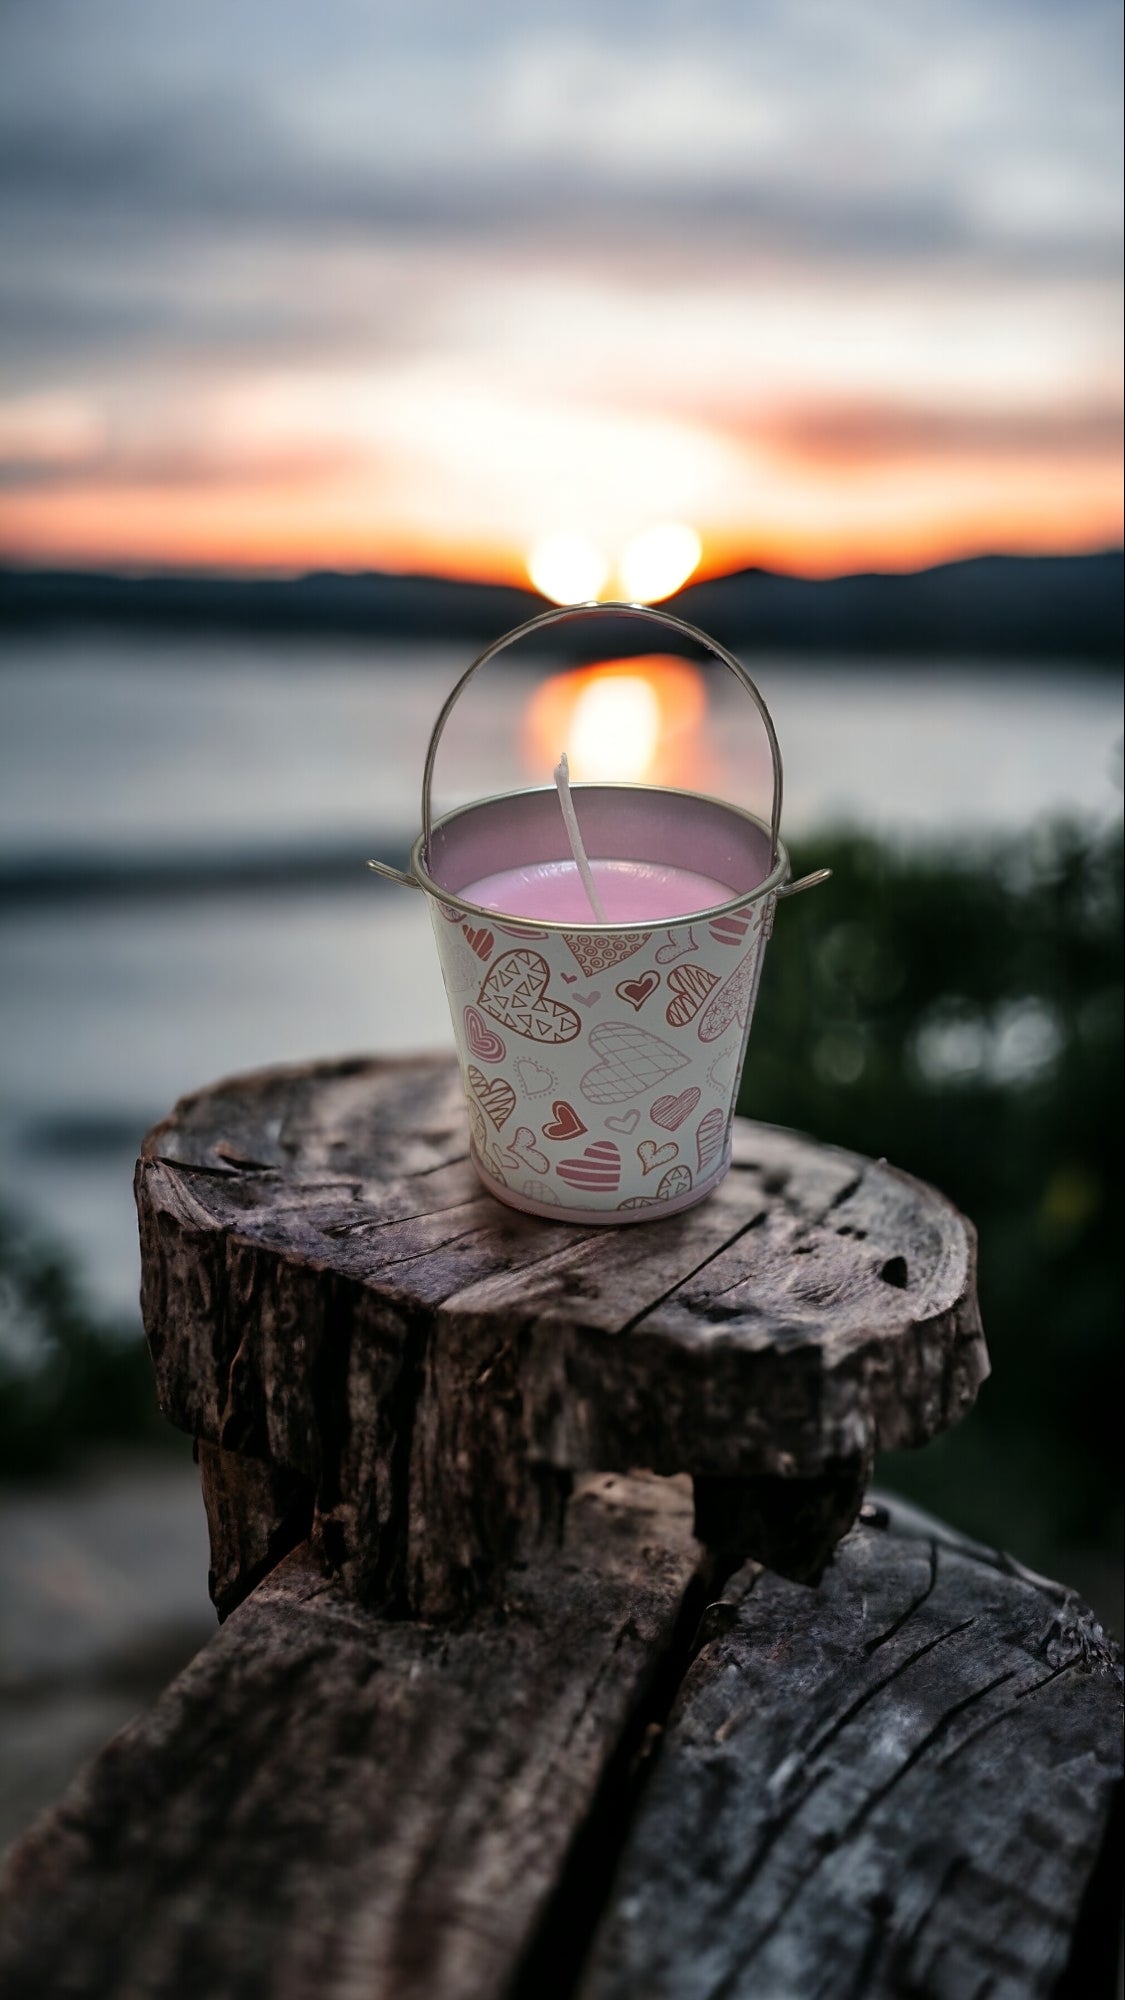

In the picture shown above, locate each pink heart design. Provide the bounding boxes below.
[696,1106,726,1173]
[464,1004,506,1063]
[709,912,752,946]
[479,949,581,1045]
[515,1058,556,1097]
[707,1049,735,1092]
[467,1065,516,1130]
[508,1126,550,1175]
[698,947,760,1044]
[638,1138,678,1175]
[557,1140,621,1192]
[617,1163,693,1208]
[461,923,495,961]
[655,928,698,964]
[605,1109,641,1134]
[650,1086,701,1131]
[542,1101,587,1142]
[616,970,660,1011]
[574,989,602,1008]
[580,1020,689,1105]
[665,963,719,1028]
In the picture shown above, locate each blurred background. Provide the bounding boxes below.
[1,0,1121,1844]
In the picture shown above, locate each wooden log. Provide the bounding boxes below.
[135,1055,987,1615]
[196,1441,313,1622]
[0,1501,1117,2000]
[0,1473,708,2000]
[577,1499,1124,2000]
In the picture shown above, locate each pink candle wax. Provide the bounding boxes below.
[461,858,736,924]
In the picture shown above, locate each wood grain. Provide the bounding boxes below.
[578,1501,1123,2000]
[0,1474,706,2000]
[135,1056,987,1614]
[0,1501,1116,2000]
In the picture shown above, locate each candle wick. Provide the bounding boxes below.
[554,752,609,923]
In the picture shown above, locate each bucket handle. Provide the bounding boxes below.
[370,599,828,898]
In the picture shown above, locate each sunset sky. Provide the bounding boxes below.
[0,0,1121,584]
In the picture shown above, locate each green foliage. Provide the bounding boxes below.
[740,818,1123,1565]
[0,1212,171,1476]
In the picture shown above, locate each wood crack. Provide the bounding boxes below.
[615,1211,773,1338]
[700,1666,1022,1998]
[864,1537,940,1653]
[799,1614,976,1765]
[508,1551,735,2000]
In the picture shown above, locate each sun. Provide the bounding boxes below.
[618,524,702,603]
[527,534,610,605]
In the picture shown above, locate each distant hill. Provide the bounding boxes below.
[677,551,1123,662]
[0,550,1120,660]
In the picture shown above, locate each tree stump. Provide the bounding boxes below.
[134,1055,988,1619]
[0,1055,1119,2000]
[0,1492,1118,2000]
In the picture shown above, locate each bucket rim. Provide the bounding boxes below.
[408,779,792,933]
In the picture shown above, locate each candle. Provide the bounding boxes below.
[366,597,827,1223]
[461,857,736,925]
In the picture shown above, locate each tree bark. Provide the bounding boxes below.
[0,1500,1117,2000]
[135,1055,988,1615]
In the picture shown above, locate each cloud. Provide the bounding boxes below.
[750,400,1125,468]
[1,4,1119,275]
[0,0,1119,572]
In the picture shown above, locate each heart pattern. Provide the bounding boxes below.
[467,1065,516,1130]
[605,1109,641,1134]
[618,1163,694,1208]
[710,911,752,946]
[521,1177,560,1204]
[464,1005,506,1063]
[442,889,776,1212]
[542,1100,586,1141]
[698,946,760,1044]
[707,1049,736,1092]
[665,963,719,1027]
[461,924,495,961]
[557,1140,621,1191]
[516,1058,556,1097]
[564,931,650,977]
[580,1020,689,1104]
[616,970,660,1012]
[506,1126,550,1176]
[650,1086,701,1131]
[655,928,698,964]
[479,950,581,1045]
[467,1102,508,1186]
[696,1106,726,1173]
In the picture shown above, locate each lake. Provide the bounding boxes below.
[1,630,1120,1328]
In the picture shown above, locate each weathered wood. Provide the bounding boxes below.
[0,1501,1117,2000]
[0,1473,708,2000]
[196,1441,314,1621]
[577,1499,1123,2000]
[135,1055,987,1614]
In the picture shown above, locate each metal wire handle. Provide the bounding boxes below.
[423,599,783,853]
[369,599,832,899]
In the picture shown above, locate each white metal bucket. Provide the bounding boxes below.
[369,601,828,1222]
